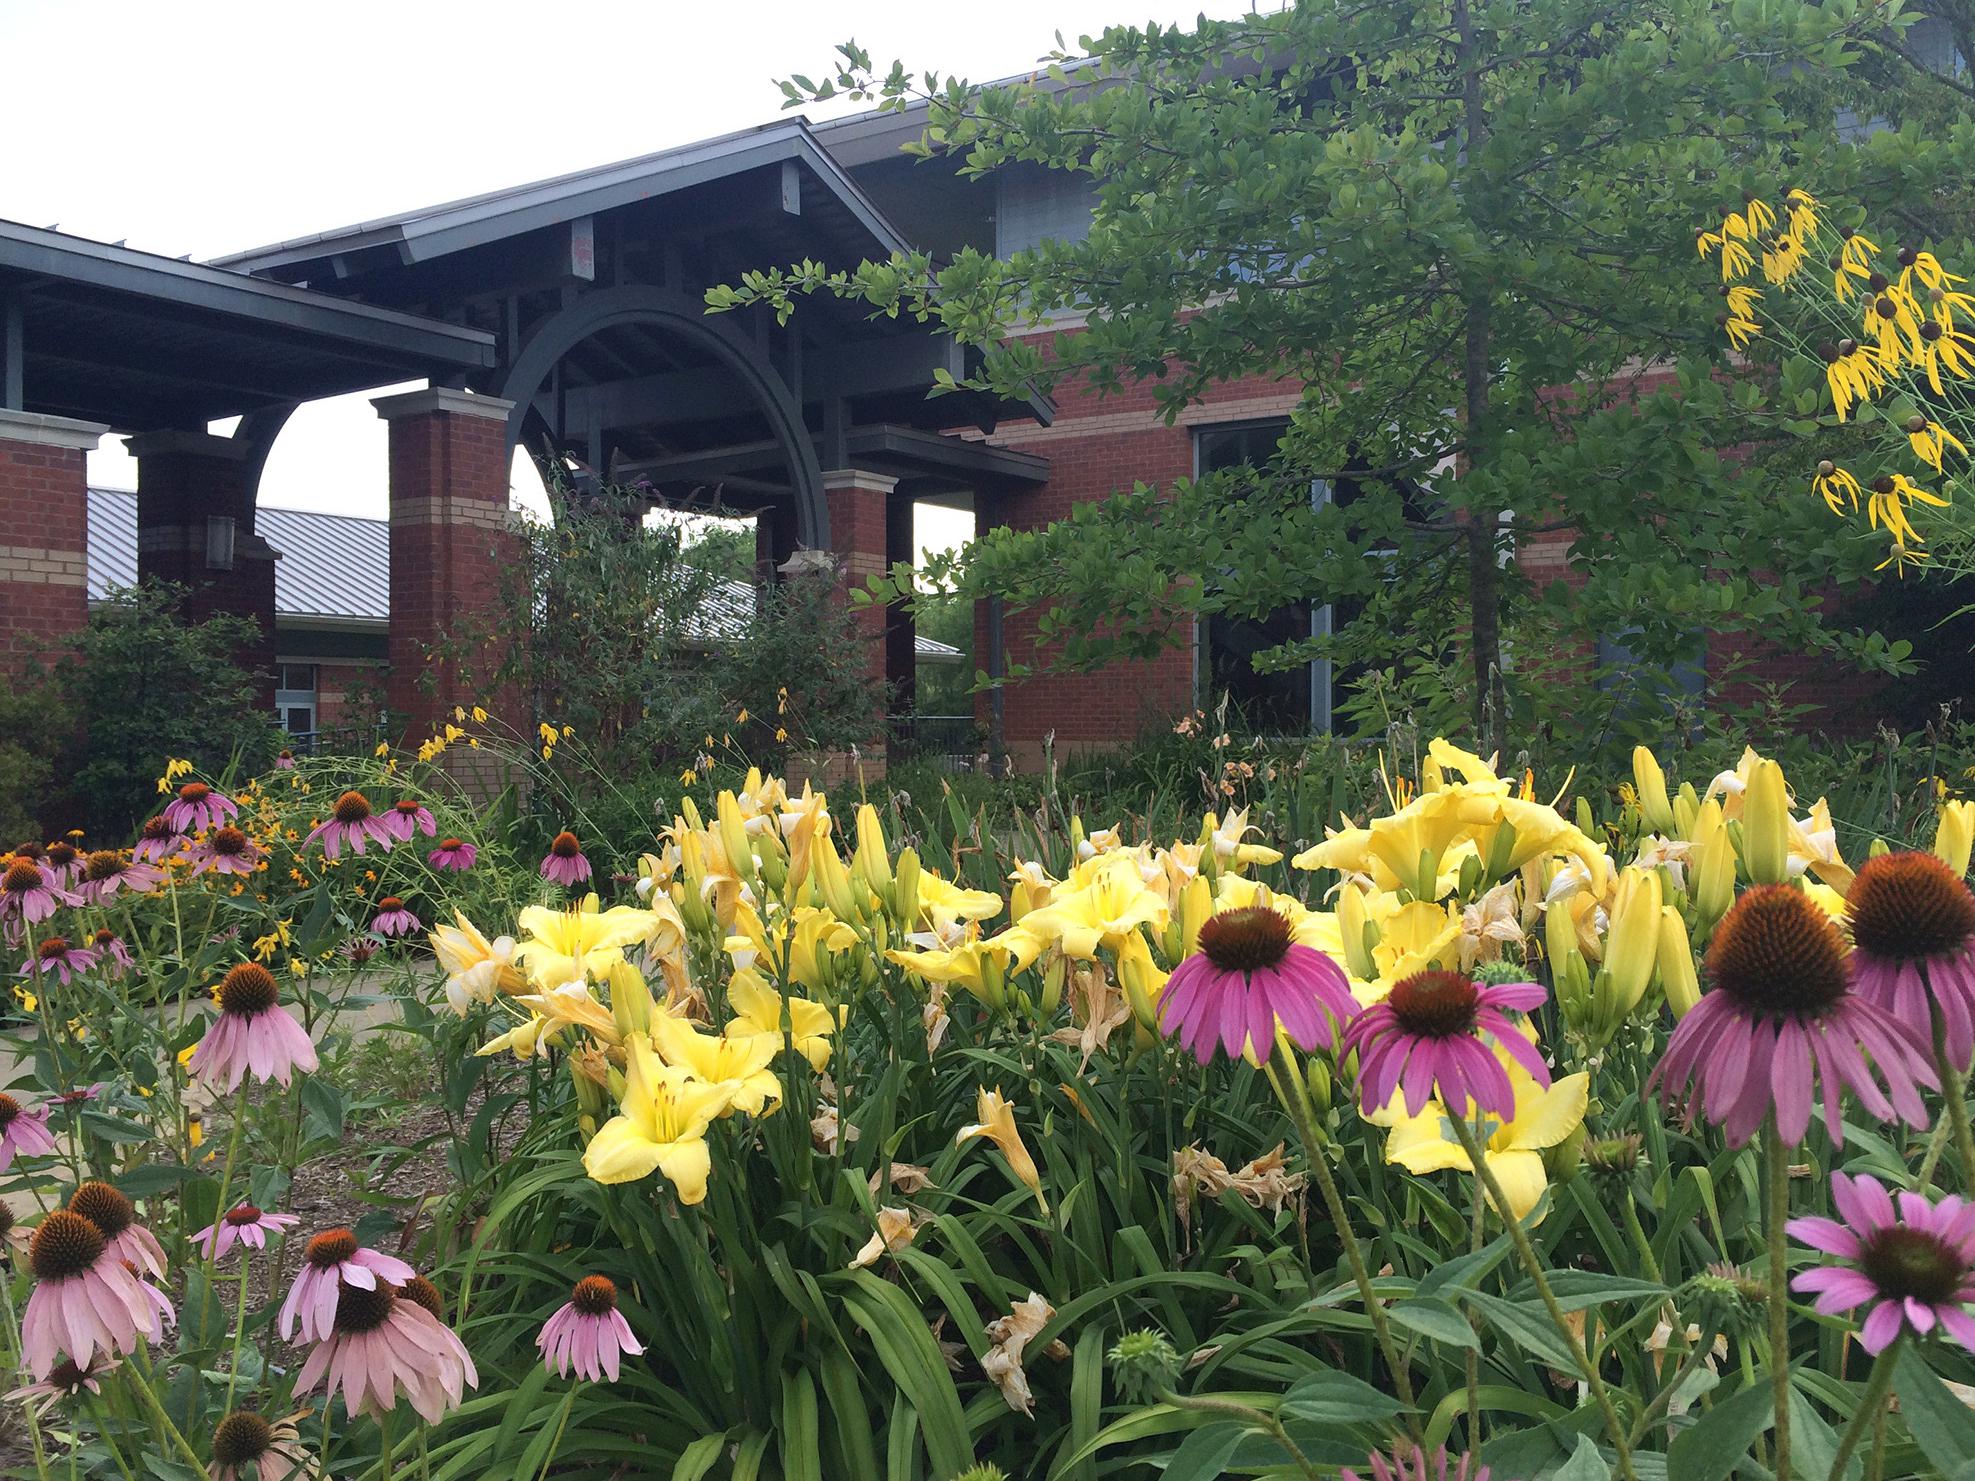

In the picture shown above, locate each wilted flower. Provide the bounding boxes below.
[208,1410,312,1481]
[848,1207,921,1269]
[1342,1447,1490,1481]
[981,1292,1067,1416]
[6,1356,117,1419]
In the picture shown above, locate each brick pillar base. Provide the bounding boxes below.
[820,469,898,777]
[0,410,106,674]
[127,430,278,706]
[374,388,519,766]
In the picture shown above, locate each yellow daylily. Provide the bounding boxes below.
[887,925,1043,1011]
[726,903,857,990]
[511,980,621,1044]
[776,784,833,895]
[1203,807,1284,868]
[428,911,524,1015]
[650,1016,782,1116]
[1018,854,1167,960]
[957,1087,1048,1212]
[1382,1064,1590,1223]
[915,872,1004,941]
[513,894,653,988]
[582,1036,732,1202]
[1788,796,1853,893]
[726,968,845,1071]
[1937,800,1975,880]
[476,1011,556,1061]
[1422,738,1511,794]
[1368,900,1462,997]
[848,1207,920,1269]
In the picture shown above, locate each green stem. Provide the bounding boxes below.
[378,1409,395,1480]
[1928,991,1975,1193]
[1157,1387,1321,1480]
[224,1258,253,1411]
[1628,1325,1720,1446]
[2,1274,52,1480]
[1466,1175,1484,1452]
[1620,1194,1664,1285]
[533,1386,578,1481]
[1448,1114,1638,1481]
[122,1345,208,1474]
[86,1395,136,1481]
[1264,1048,1420,1433]
[1915,1111,1954,1194]
[1828,1343,1901,1481]
[1766,1126,1794,1481]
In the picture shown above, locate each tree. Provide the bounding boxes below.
[712,0,1975,754]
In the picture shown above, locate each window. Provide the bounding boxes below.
[274,663,318,738]
[1194,421,1334,734]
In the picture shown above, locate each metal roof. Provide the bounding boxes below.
[0,220,495,430]
[84,488,960,659]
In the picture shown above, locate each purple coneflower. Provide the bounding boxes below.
[76,849,164,904]
[279,1228,416,1344]
[68,1182,166,1280]
[189,825,263,878]
[50,1084,101,1113]
[21,936,98,985]
[1343,1447,1489,1481]
[1790,1171,1975,1352]
[40,842,79,889]
[370,896,421,938]
[90,929,133,977]
[538,1274,644,1381]
[293,1279,477,1423]
[133,815,181,864]
[1847,851,1975,1070]
[164,781,236,835]
[427,836,478,872]
[273,748,297,770]
[19,1210,169,1379]
[541,831,592,887]
[1157,906,1358,1063]
[1655,884,1937,1147]
[1343,971,1550,1119]
[386,799,437,842]
[194,1203,300,1259]
[186,964,320,1091]
[6,1356,117,1419]
[208,1410,312,1481]
[0,1094,58,1172]
[304,790,397,859]
[0,859,73,935]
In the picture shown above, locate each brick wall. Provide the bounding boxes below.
[0,421,97,671]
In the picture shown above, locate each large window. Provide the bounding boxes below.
[1195,421,1334,734]
[274,662,318,738]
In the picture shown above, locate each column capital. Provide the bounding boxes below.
[123,429,248,461]
[0,409,109,451]
[372,387,515,423]
[821,468,900,496]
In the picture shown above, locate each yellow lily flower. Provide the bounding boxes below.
[1203,807,1284,868]
[1382,1063,1590,1222]
[1368,900,1462,997]
[1789,796,1853,894]
[726,903,857,990]
[1018,854,1168,959]
[726,968,845,1071]
[511,980,621,1044]
[888,925,1043,1011]
[650,1016,782,1116]
[776,784,832,895]
[1006,859,1057,921]
[915,872,1004,941]
[582,1036,732,1201]
[428,910,524,1015]
[476,1011,556,1060]
[1422,737,1510,793]
[513,894,653,988]
[1937,800,1975,879]
[957,1087,1048,1212]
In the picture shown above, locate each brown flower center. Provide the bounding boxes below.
[0,1093,22,1127]
[394,800,423,817]
[179,782,211,804]
[1385,971,1483,1039]
[45,844,75,868]
[1197,907,1293,974]
[438,838,465,853]
[83,851,125,882]
[571,1274,619,1315]
[211,1411,273,1466]
[140,817,173,842]
[217,963,279,1017]
[396,1274,444,1318]
[333,1281,396,1334]
[11,842,41,860]
[29,1211,104,1280]
[44,1359,91,1394]
[224,1204,263,1227]
[93,929,115,949]
[551,831,583,859]
[210,826,250,857]
[2,860,43,894]
[305,1229,358,1269]
[1848,851,1975,962]
[377,896,404,912]
[1707,885,1850,1017]
[68,1182,133,1240]
[332,791,372,825]
[36,938,68,961]
[1859,1225,1964,1306]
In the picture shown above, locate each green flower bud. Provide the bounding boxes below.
[1108,1330,1181,1405]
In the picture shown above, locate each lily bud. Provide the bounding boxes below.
[813,832,860,922]
[1743,758,1791,885]
[1658,906,1701,1018]
[1337,885,1378,981]
[1574,796,1597,838]
[1178,874,1214,959]
[1632,746,1677,835]
[607,959,656,1038]
[1116,933,1162,1031]
[1602,867,1663,1017]
[1553,944,1594,1034]
[1690,799,1736,930]
[716,792,755,886]
[1673,783,1701,840]
[892,846,922,930]
[1936,800,1975,880]
[853,804,893,895]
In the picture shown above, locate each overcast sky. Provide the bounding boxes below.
[5,0,1244,557]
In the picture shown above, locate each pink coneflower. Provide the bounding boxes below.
[133,815,181,864]
[77,849,164,904]
[1847,851,1975,1071]
[90,929,133,977]
[541,831,592,887]
[186,964,320,1092]
[370,896,421,938]
[21,936,99,985]
[279,1229,415,1344]
[1343,971,1550,1119]
[427,837,477,872]
[163,781,237,834]
[537,1274,644,1381]
[273,748,297,770]
[50,1084,101,1113]
[188,825,263,878]
[1157,906,1358,1063]
[386,799,437,842]
[1655,885,1937,1147]
[6,1356,118,1419]
[208,1410,312,1481]
[68,1181,166,1280]
[345,936,379,967]
[20,1210,169,1379]
[194,1203,301,1259]
[0,859,73,936]
[1343,1447,1489,1481]
[304,790,397,859]
[0,1094,58,1172]
[1790,1171,1975,1353]
[40,842,79,889]
[293,1280,477,1423]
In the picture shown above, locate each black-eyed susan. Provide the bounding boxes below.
[1813,461,1863,513]
[1907,415,1968,474]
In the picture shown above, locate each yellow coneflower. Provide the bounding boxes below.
[1876,539,1928,575]
[1824,339,1886,421]
[1918,320,1975,394]
[1724,284,1762,320]
[1784,187,1820,239]
[1812,461,1863,513]
[1866,285,1924,371]
[1906,416,1968,475]
[1903,248,1965,294]
[1762,231,1808,287]
[1724,314,1761,350]
[1840,229,1879,274]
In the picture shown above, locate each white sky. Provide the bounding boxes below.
[4,0,1245,560]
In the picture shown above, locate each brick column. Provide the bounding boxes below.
[794,469,897,780]
[373,387,517,748]
[0,409,106,673]
[126,430,279,705]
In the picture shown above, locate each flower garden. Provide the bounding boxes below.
[3,708,1975,1481]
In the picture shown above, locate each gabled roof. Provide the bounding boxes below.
[213,119,914,278]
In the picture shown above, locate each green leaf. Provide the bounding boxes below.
[1666,1376,1775,1481]
[1463,1289,1580,1372]
[1896,1345,1975,1475]
[1391,1297,1481,1352]
[1551,1435,1612,1480]
[671,1432,727,1481]
[1515,1271,1667,1313]
[1277,1369,1412,1425]
[1163,1423,1247,1481]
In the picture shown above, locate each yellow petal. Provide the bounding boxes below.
[583,1115,667,1184]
